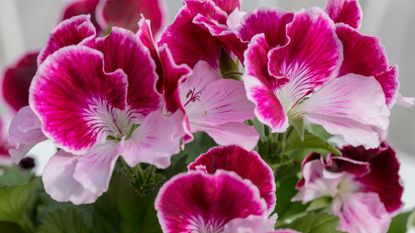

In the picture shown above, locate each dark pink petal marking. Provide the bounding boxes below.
[94,27,160,117]
[2,51,39,111]
[158,1,223,68]
[38,15,96,65]
[155,171,267,233]
[326,0,362,29]
[210,0,241,14]
[268,8,341,110]
[61,0,101,31]
[30,46,128,154]
[341,143,403,213]
[188,145,276,211]
[96,0,166,34]
[337,24,398,106]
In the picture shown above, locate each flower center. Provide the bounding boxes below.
[188,216,224,233]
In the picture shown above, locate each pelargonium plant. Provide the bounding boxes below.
[0,0,414,232]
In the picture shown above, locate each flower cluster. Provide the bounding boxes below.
[1,0,413,233]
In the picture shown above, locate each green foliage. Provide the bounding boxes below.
[37,208,90,233]
[0,183,33,226]
[388,210,415,233]
[287,213,344,233]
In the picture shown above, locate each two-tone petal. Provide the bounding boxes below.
[155,170,267,233]
[326,0,362,29]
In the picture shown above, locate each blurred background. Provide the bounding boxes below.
[0,0,414,209]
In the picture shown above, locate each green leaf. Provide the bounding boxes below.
[92,170,162,233]
[0,183,33,224]
[0,221,26,233]
[290,117,305,141]
[287,213,343,233]
[0,168,34,187]
[252,118,266,141]
[219,49,241,80]
[285,130,341,157]
[37,208,90,233]
[408,211,415,229]
[387,210,414,233]
[306,197,332,212]
[182,132,217,164]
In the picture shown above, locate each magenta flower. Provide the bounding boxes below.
[188,145,275,211]
[293,143,403,233]
[1,51,39,112]
[62,0,166,34]
[325,0,362,29]
[12,15,183,204]
[159,0,243,68]
[0,119,13,166]
[155,170,268,233]
[222,215,299,233]
[243,8,390,149]
[139,18,259,149]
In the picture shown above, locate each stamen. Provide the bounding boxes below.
[184,87,202,107]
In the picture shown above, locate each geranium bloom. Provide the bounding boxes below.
[242,8,390,149]
[1,51,39,112]
[157,145,298,233]
[11,15,183,204]
[62,0,166,34]
[159,0,244,68]
[0,119,13,167]
[293,143,403,233]
[139,18,259,149]
[325,0,413,108]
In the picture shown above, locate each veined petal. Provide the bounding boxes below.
[73,142,120,195]
[61,0,101,31]
[341,144,403,213]
[94,27,161,117]
[268,8,341,111]
[96,0,166,34]
[336,24,398,106]
[238,9,293,47]
[38,15,96,64]
[30,46,128,154]
[243,73,288,133]
[210,0,241,14]
[326,0,362,29]
[42,150,99,205]
[120,110,183,169]
[158,2,223,68]
[155,170,267,233]
[296,74,390,149]
[333,192,390,233]
[188,145,276,211]
[191,122,259,150]
[8,106,47,163]
[222,215,275,233]
[182,62,255,126]
[1,51,39,112]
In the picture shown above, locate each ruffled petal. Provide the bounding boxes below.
[42,150,99,205]
[341,144,403,213]
[155,170,267,233]
[8,106,47,163]
[94,27,160,117]
[1,51,39,111]
[336,24,398,106]
[268,8,341,111]
[120,110,183,169]
[30,46,128,154]
[182,62,255,126]
[210,0,241,15]
[158,1,223,68]
[191,122,259,150]
[333,192,391,233]
[38,15,96,64]
[73,142,120,195]
[296,74,390,149]
[96,0,166,34]
[238,9,293,47]
[61,0,101,31]
[243,72,288,133]
[326,0,362,29]
[188,145,275,211]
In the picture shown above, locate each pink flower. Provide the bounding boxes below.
[19,15,183,204]
[159,0,243,68]
[293,143,403,233]
[139,18,259,150]
[62,0,166,34]
[242,8,390,149]
[325,0,362,29]
[0,119,13,166]
[188,145,275,211]
[156,145,298,233]
[1,51,39,112]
